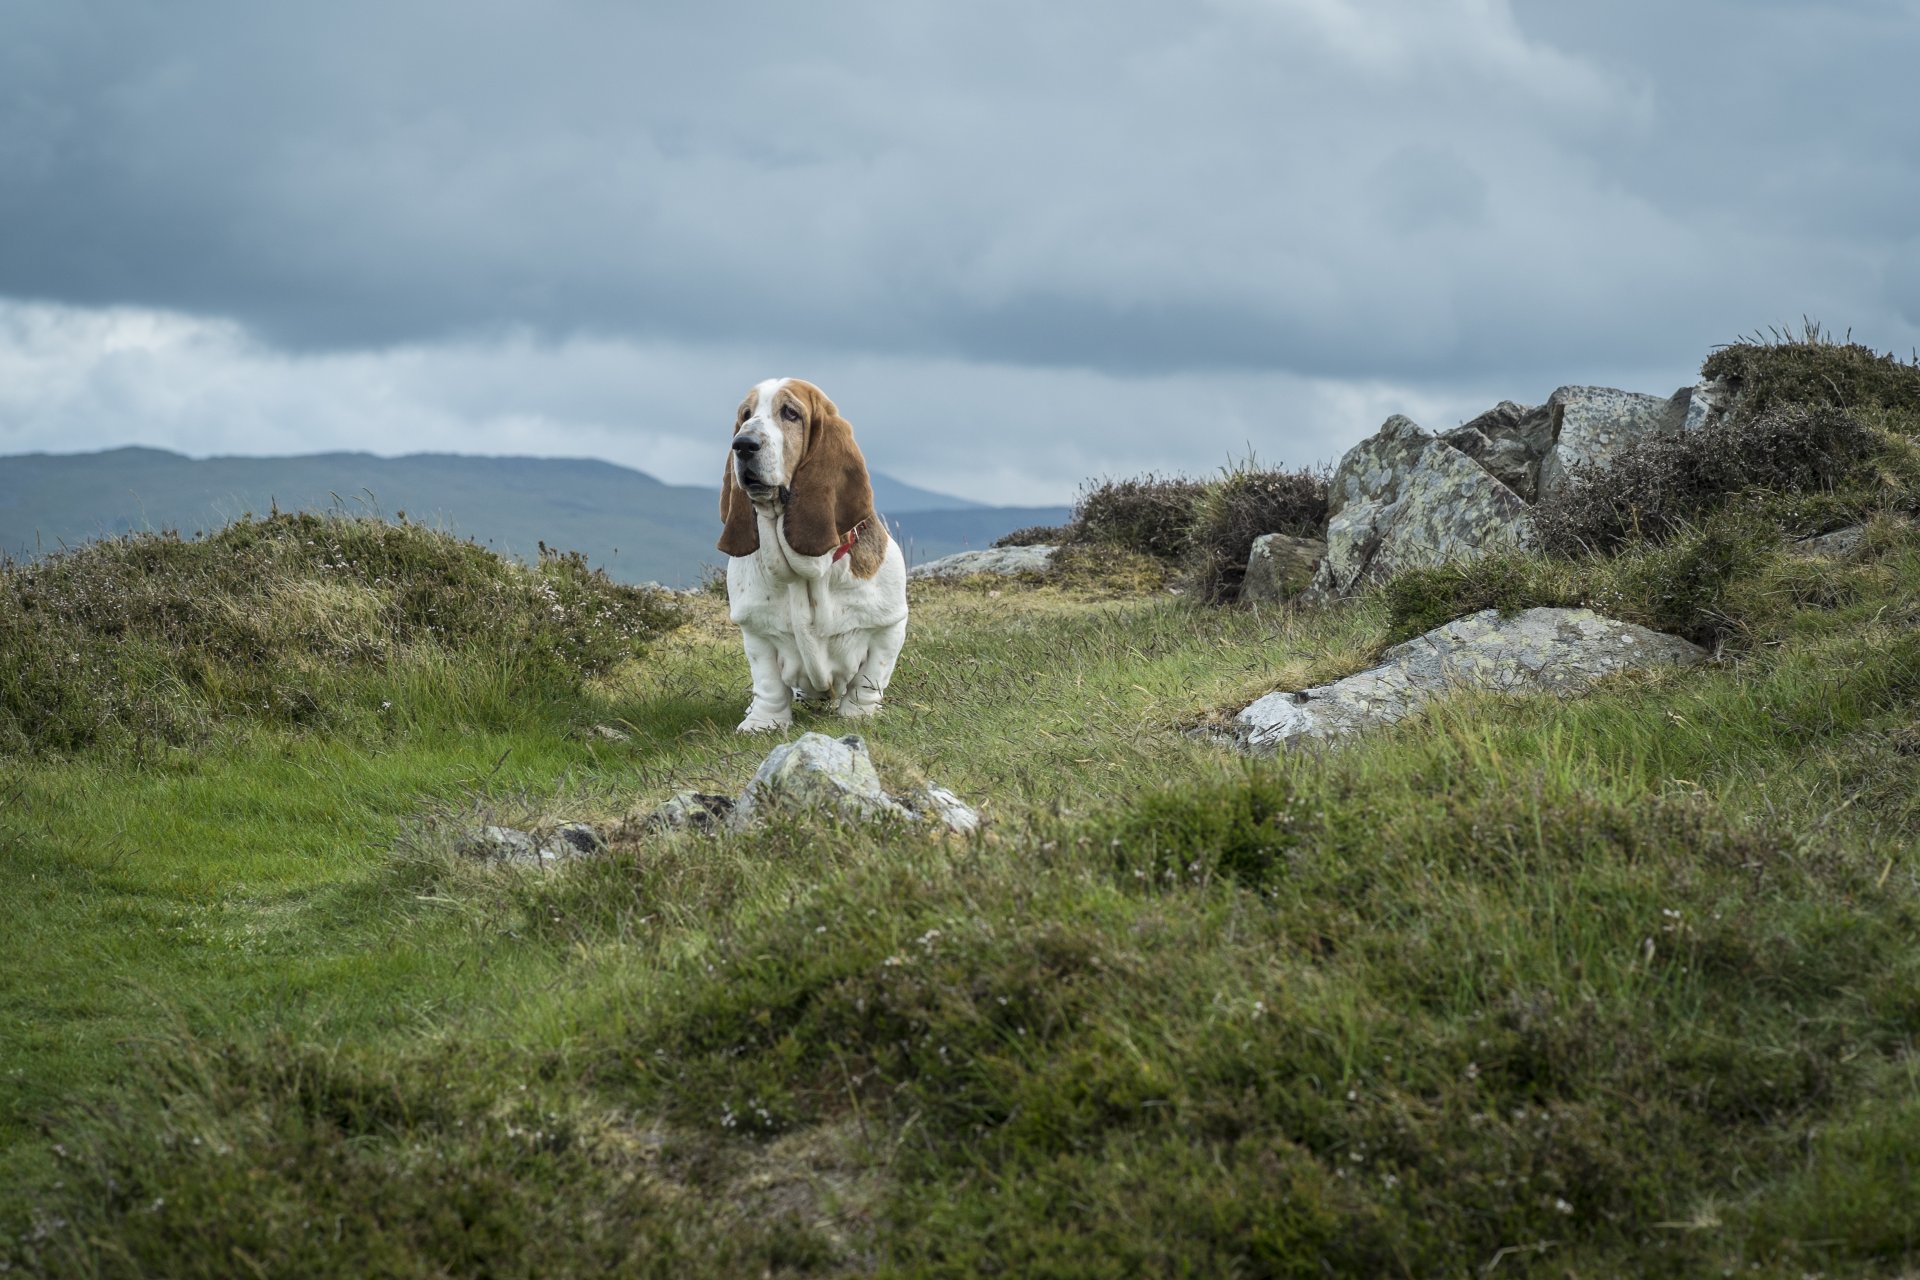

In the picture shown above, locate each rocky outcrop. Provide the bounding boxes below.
[909,546,1056,580]
[639,733,981,835]
[1304,416,1534,600]
[1241,534,1326,604]
[1294,377,1737,603]
[1232,607,1707,752]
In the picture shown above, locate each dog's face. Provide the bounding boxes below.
[730,378,812,498]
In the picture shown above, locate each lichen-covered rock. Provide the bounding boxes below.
[457,823,604,867]
[901,783,982,834]
[1787,524,1866,559]
[1233,607,1707,752]
[1535,384,1698,499]
[729,733,911,827]
[1305,415,1533,600]
[639,791,736,832]
[909,546,1056,580]
[1242,534,1326,604]
[1441,400,1555,502]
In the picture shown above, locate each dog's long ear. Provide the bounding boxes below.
[783,382,875,557]
[717,455,760,557]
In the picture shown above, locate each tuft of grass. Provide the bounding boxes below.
[0,513,681,754]
[1181,462,1328,603]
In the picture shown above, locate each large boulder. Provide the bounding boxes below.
[1233,607,1707,752]
[1242,534,1326,604]
[909,546,1056,580]
[1306,415,1534,599]
[1533,380,1731,500]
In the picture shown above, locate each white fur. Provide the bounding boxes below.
[726,383,909,732]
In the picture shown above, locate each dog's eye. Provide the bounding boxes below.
[780,405,800,422]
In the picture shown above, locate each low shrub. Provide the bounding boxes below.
[1181,465,1328,602]
[1383,510,1784,648]
[1064,474,1208,561]
[0,513,681,753]
[1701,324,1920,421]
[991,524,1071,548]
[1534,404,1880,555]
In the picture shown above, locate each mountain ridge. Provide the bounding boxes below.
[0,447,1064,587]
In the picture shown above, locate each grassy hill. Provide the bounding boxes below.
[2,333,1918,1276]
[0,448,1070,587]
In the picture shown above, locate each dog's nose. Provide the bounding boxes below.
[731,436,761,455]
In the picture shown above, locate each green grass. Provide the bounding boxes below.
[6,366,1920,1273]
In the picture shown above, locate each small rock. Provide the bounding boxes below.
[730,733,911,827]
[1242,534,1326,604]
[1787,524,1866,559]
[908,545,1056,580]
[457,823,601,868]
[1232,607,1707,752]
[902,783,982,834]
[584,723,632,742]
[641,790,737,832]
[549,822,606,856]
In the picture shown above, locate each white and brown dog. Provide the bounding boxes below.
[718,378,908,733]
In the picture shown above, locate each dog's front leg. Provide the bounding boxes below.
[837,618,907,719]
[737,630,795,732]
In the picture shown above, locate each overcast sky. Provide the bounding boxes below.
[3,0,1916,505]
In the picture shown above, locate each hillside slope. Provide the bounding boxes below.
[0,447,1068,586]
[3,334,1918,1276]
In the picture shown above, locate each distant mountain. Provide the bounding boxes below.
[0,448,1069,588]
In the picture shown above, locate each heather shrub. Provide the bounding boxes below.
[0,513,681,753]
[991,524,1071,548]
[1181,464,1328,602]
[1065,475,1207,561]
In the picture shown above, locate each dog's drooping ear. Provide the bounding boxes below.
[717,457,759,557]
[783,383,876,558]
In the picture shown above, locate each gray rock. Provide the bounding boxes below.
[640,790,737,832]
[901,783,982,834]
[730,733,911,827]
[1242,534,1326,604]
[1233,607,1707,752]
[550,822,606,856]
[909,545,1056,580]
[1305,415,1534,600]
[457,823,603,867]
[1441,400,1555,502]
[1535,384,1710,499]
[1787,524,1866,559]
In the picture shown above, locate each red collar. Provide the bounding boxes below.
[831,519,869,563]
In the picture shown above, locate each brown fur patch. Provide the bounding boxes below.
[847,517,889,579]
[781,380,877,558]
[717,456,759,557]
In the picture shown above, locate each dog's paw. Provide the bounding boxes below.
[736,713,792,733]
[834,700,882,720]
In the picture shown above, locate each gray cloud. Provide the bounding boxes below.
[3,1,1916,502]
[5,0,1914,385]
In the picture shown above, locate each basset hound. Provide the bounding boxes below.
[718,378,909,733]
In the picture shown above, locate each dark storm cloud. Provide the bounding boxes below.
[7,0,1915,386]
